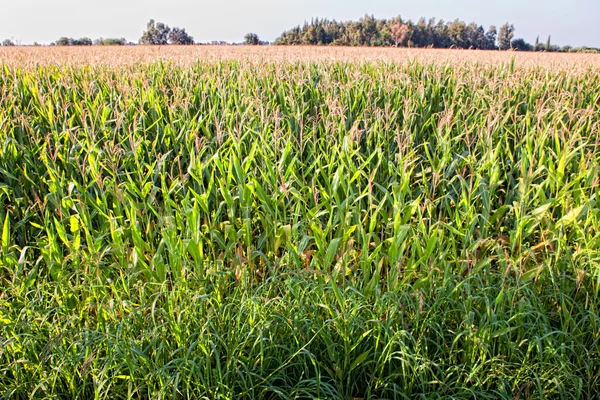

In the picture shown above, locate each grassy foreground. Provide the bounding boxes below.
[1,56,600,399]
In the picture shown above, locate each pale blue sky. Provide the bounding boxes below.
[1,0,598,47]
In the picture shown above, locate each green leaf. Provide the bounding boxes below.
[1,213,9,256]
[558,206,584,226]
[349,350,371,372]
[324,238,341,269]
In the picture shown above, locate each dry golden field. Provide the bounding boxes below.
[1,45,599,69]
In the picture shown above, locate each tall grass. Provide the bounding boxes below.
[1,57,600,399]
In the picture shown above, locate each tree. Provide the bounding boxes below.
[534,35,544,51]
[95,38,127,46]
[244,33,260,45]
[546,35,551,51]
[390,23,410,47]
[497,23,515,50]
[168,27,194,45]
[511,38,532,51]
[55,37,92,46]
[447,19,468,48]
[56,37,72,46]
[272,16,585,51]
[485,26,497,49]
[73,37,92,46]
[2,38,15,46]
[140,19,171,45]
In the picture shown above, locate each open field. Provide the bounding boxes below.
[1,47,600,399]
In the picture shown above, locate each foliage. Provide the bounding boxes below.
[275,15,500,49]
[94,37,128,46]
[497,23,515,50]
[2,39,15,46]
[244,32,261,45]
[55,37,93,46]
[1,55,600,399]
[55,37,71,46]
[511,38,533,51]
[168,27,195,45]
[139,19,171,45]
[390,22,410,46]
[140,20,194,45]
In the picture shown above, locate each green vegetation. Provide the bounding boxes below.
[274,15,599,53]
[139,19,194,46]
[1,59,600,399]
[5,14,598,51]
[244,33,264,46]
[55,37,93,46]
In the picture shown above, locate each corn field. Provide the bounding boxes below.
[1,48,600,399]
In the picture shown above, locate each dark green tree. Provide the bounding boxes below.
[72,37,92,45]
[140,19,171,45]
[56,37,72,46]
[244,33,260,45]
[95,38,127,45]
[2,38,15,46]
[497,23,515,50]
[485,26,497,49]
[271,16,576,51]
[534,36,544,51]
[169,28,194,45]
[511,38,533,51]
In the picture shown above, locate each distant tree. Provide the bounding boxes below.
[547,44,561,52]
[511,38,532,51]
[574,47,599,54]
[497,23,515,50]
[72,37,92,46]
[445,19,466,48]
[561,45,572,53]
[273,16,585,51]
[2,38,15,46]
[464,23,488,49]
[111,38,128,45]
[244,33,260,45]
[485,26,497,49]
[56,37,72,46]
[95,37,127,45]
[140,19,171,45]
[534,35,543,51]
[390,23,410,47]
[546,35,551,51]
[54,37,93,46]
[168,27,194,45]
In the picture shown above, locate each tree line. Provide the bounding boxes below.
[2,16,598,53]
[274,15,598,53]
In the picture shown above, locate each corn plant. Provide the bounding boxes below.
[0,53,599,399]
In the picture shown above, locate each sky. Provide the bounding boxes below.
[1,0,599,47]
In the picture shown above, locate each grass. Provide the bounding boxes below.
[1,50,600,399]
